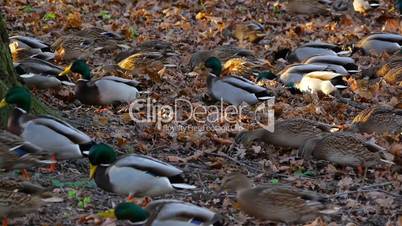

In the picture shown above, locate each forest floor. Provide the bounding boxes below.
[1,0,401,225]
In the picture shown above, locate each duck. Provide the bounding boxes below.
[219,173,336,224]
[269,63,341,85]
[351,106,402,134]
[9,36,54,61]
[235,118,335,148]
[0,179,56,226]
[353,0,380,13]
[376,51,402,84]
[88,143,196,200]
[0,87,95,171]
[295,71,348,95]
[189,46,258,71]
[0,190,43,226]
[200,57,274,106]
[299,132,386,168]
[97,200,222,226]
[52,27,124,62]
[223,21,265,43]
[59,59,140,106]
[303,55,359,73]
[0,129,54,171]
[286,0,331,15]
[286,41,350,63]
[14,58,74,89]
[356,33,402,55]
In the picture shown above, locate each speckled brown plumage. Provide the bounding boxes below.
[352,106,402,134]
[300,132,383,167]
[235,119,335,148]
[220,173,331,224]
[0,191,42,219]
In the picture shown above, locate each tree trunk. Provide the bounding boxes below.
[0,12,57,127]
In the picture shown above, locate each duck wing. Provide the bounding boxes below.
[114,154,183,177]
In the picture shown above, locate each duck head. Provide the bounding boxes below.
[98,202,150,223]
[88,143,117,178]
[205,57,222,76]
[220,173,251,192]
[59,59,91,80]
[0,87,32,112]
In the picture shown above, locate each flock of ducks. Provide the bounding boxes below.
[0,2,401,226]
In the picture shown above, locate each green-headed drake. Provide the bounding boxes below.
[88,144,195,200]
[0,129,54,171]
[13,58,74,89]
[0,87,95,170]
[303,55,359,74]
[59,59,140,106]
[97,200,222,226]
[200,57,274,106]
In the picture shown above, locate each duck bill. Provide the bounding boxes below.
[0,99,8,108]
[59,64,72,76]
[89,164,97,179]
[97,209,116,219]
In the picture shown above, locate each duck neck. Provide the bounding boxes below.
[7,108,26,135]
[80,67,91,80]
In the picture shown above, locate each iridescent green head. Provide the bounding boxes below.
[59,59,91,80]
[0,87,32,112]
[98,202,150,223]
[256,71,277,81]
[88,143,117,166]
[205,57,222,76]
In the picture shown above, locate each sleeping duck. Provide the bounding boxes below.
[59,59,140,106]
[200,57,274,106]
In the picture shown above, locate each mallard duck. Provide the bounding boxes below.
[0,87,95,170]
[356,33,402,55]
[201,57,274,106]
[14,58,74,89]
[223,21,265,43]
[299,132,386,168]
[235,119,335,148]
[97,200,222,226]
[351,106,402,134]
[59,59,139,106]
[9,36,54,61]
[88,143,196,199]
[0,178,49,195]
[303,55,359,73]
[376,52,402,84]
[287,41,350,63]
[272,63,338,84]
[0,190,43,226]
[220,173,335,224]
[0,130,54,170]
[353,0,379,13]
[189,46,258,71]
[295,71,348,95]
[287,0,331,15]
